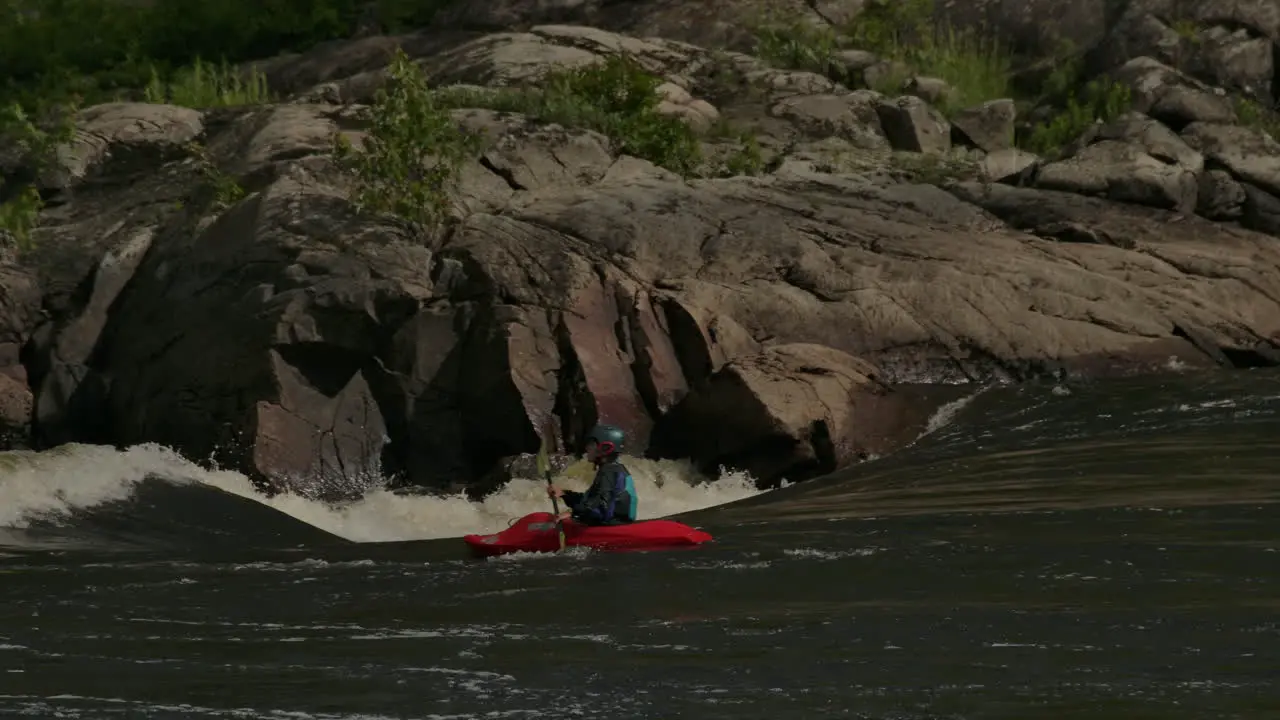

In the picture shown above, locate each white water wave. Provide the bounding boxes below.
[0,443,762,542]
[0,389,984,543]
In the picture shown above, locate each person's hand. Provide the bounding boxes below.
[546,485,563,499]
[556,511,572,522]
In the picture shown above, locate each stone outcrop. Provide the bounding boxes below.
[4,1,1280,502]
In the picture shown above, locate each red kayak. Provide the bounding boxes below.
[464,511,714,558]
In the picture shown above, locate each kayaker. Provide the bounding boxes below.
[546,423,638,525]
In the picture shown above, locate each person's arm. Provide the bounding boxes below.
[559,489,584,512]
[573,467,619,522]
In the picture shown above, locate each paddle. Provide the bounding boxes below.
[535,419,567,552]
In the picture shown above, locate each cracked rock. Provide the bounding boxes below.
[1035,140,1199,212]
[951,99,1017,152]
[38,102,204,191]
[1182,121,1280,197]
[1197,169,1247,219]
[1112,57,1237,129]
[770,91,890,149]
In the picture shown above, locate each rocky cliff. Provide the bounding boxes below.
[2,0,1279,502]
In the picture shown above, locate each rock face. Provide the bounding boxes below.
[0,373,32,450]
[651,343,954,484]
[5,4,1280,503]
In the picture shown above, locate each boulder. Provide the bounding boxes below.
[1111,57,1237,130]
[429,0,823,53]
[903,76,955,107]
[833,49,880,82]
[981,148,1041,182]
[1189,26,1274,99]
[874,95,951,155]
[650,343,933,485]
[422,25,709,88]
[951,99,1017,152]
[1240,182,1280,235]
[1181,121,1280,198]
[769,92,890,149]
[1034,140,1199,212]
[1096,112,1204,171]
[426,31,604,87]
[1087,12,1272,98]
[1197,169,1247,219]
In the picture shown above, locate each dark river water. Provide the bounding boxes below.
[2,370,1278,719]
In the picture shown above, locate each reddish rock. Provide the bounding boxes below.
[558,270,657,452]
[659,296,762,384]
[625,287,689,418]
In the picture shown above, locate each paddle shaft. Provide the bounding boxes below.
[546,473,567,550]
[536,419,567,551]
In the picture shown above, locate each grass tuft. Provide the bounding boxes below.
[144,58,273,108]
[847,0,1011,113]
[1233,97,1280,141]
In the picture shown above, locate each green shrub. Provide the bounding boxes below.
[437,55,705,177]
[844,0,934,51]
[0,101,77,173]
[184,142,246,211]
[1034,44,1086,103]
[1233,97,1280,141]
[0,183,43,253]
[714,128,765,177]
[1171,19,1200,41]
[0,100,77,253]
[333,49,480,233]
[1020,78,1132,155]
[752,21,840,77]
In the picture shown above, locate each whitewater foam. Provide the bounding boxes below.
[919,386,989,438]
[0,443,246,528]
[0,442,763,542]
[0,385,985,545]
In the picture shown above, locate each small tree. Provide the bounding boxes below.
[0,100,76,253]
[332,47,479,234]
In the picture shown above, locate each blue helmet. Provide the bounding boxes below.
[585,424,625,456]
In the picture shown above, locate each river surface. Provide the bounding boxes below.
[1,370,1278,719]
